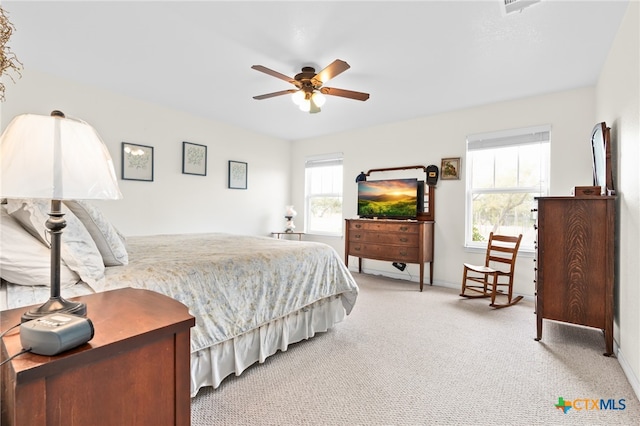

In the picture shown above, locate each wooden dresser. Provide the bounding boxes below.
[534,196,615,355]
[345,219,434,291]
[1,288,195,426]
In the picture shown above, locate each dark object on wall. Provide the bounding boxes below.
[426,165,439,186]
[355,171,367,182]
[122,142,154,182]
[182,141,207,176]
[228,160,248,189]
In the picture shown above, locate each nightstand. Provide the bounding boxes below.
[271,232,305,241]
[0,288,195,426]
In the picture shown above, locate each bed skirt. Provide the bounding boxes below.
[189,295,345,397]
[1,284,350,398]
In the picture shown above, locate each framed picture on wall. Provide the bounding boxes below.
[228,160,248,189]
[441,157,461,180]
[182,141,207,176]
[122,142,154,181]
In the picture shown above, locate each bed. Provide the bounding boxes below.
[0,199,358,397]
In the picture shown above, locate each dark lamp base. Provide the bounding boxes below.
[21,297,87,323]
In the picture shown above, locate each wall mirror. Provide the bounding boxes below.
[591,122,615,195]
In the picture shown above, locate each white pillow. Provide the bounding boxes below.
[63,200,128,266]
[0,205,80,287]
[5,199,105,289]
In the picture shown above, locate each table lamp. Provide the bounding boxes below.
[0,110,121,321]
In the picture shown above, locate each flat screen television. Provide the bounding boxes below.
[357,178,424,219]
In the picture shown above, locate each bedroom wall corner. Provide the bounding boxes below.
[595,0,640,399]
[1,69,292,237]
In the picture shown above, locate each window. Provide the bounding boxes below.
[465,125,550,251]
[305,154,343,236]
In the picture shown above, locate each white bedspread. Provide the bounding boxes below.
[5,233,358,353]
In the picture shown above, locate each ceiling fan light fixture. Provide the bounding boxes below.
[311,91,326,107]
[299,99,311,112]
[291,90,305,105]
[252,59,369,113]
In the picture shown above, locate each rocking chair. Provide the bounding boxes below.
[460,232,523,308]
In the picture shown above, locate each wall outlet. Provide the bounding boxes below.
[392,262,407,271]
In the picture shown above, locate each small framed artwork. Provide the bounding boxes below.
[441,157,461,180]
[122,142,154,181]
[182,141,207,176]
[228,160,248,189]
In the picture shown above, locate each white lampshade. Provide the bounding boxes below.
[291,90,305,106]
[311,91,326,107]
[298,99,311,112]
[0,112,122,200]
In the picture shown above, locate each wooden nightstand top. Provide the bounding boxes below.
[1,288,195,426]
[1,288,195,381]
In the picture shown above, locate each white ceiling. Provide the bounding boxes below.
[3,1,630,141]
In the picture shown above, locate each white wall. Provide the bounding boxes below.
[292,87,596,298]
[1,70,291,237]
[2,5,637,397]
[596,0,640,398]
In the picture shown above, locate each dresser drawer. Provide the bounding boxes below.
[348,221,418,234]
[349,231,419,246]
[348,243,419,262]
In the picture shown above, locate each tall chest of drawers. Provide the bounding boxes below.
[345,219,434,291]
[534,196,615,355]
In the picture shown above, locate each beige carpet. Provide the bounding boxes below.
[191,273,639,425]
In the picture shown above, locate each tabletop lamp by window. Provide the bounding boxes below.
[0,110,121,321]
[284,205,297,232]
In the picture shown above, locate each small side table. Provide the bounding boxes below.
[0,288,195,426]
[271,232,305,241]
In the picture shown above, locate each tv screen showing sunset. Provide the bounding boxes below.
[357,178,418,218]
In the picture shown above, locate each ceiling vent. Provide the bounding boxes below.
[503,0,540,15]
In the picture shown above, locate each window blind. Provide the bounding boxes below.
[305,153,343,168]
[467,125,551,151]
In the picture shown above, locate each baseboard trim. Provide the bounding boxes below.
[350,268,536,301]
[616,344,640,400]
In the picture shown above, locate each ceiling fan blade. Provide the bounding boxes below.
[312,59,350,86]
[253,89,298,100]
[251,65,299,87]
[320,87,370,101]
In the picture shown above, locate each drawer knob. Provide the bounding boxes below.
[399,251,408,256]
[399,237,408,243]
[355,224,362,229]
[354,247,361,252]
[400,226,408,231]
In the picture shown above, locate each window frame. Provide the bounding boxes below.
[304,153,344,237]
[465,125,550,252]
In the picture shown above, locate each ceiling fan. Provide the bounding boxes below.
[251,59,370,114]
